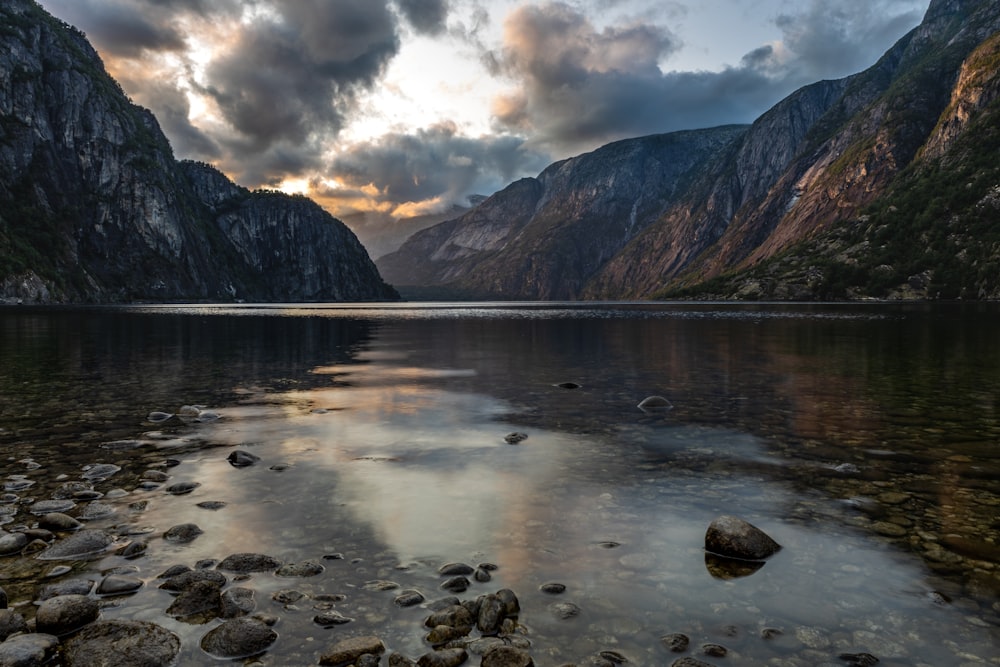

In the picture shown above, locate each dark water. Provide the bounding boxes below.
[1,302,999,665]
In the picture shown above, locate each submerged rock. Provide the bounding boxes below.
[163,523,203,543]
[0,633,60,666]
[319,635,386,666]
[35,594,100,635]
[704,515,781,561]
[200,617,277,659]
[37,530,113,560]
[637,395,673,410]
[63,620,180,667]
[217,553,283,573]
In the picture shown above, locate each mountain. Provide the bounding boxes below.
[0,1,398,303]
[377,0,1000,301]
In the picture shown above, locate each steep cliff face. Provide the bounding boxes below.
[377,127,748,299]
[0,1,397,303]
[380,0,1000,301]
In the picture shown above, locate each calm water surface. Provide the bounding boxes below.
[1,302,999,665]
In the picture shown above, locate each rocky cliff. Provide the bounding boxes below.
[378,0,1000,301]
[0,0,398,303]
[377,126,748,299]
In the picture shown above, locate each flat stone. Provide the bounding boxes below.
[63,620,180,667]
[394,590,426,607]
[200,617,277,659]
[0,633,60,666]
[37,529,114,560]
[438,563,475,576]
[164,482,200,495]
[0,532,27,555]
[275,560,325,577]
[96,575,143,596]
[38,513,83,532]
[158,569,228,592]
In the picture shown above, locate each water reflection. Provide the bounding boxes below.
[1,303,998,664]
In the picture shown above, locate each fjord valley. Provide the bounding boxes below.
[378,0,1000,302]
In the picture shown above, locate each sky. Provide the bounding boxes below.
[37,0,929,227]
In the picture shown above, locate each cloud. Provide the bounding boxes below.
[40,0,189,57]
[324,121,549,217]
[394,0,451,35]
[488,0,924,154]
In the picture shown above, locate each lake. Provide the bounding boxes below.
[1,302,998,666]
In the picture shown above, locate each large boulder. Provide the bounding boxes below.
[63,620,181,666]
[704,515,781,561]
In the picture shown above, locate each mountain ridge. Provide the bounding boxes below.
[378,0,1000,301]
[0,0,398,303]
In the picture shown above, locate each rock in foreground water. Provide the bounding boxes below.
[0,633,60,666]
[704,516,781,561]
[200,617,277,659]
[63,620,180,666]
[35,594,100,635]
[319,635,386,666]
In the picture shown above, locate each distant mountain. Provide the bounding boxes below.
[0,1,398,303]
[378,0,1000,301]
[341,204,472,261]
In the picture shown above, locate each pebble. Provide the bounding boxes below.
[314,611,354,626]
[164,482,200,495]
[394,590,426,607]
[217,553,283,573]
[163,523,203,543]
[37,529,113,560]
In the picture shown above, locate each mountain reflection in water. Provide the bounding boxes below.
[0,302,998,665]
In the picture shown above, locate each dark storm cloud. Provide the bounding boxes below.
[394,0,451,35]
[40,0,188,57]
[490,0,923,154]
[327,122,549,215]
[202,0,400,159]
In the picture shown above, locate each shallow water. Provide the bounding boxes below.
[1,302,999,665]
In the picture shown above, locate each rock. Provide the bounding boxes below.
[838,653,880,666]
[0,633,60,666]
[28,499,76,515]
[200,617,277,659]
[63,620,180,667]
[0,532,27,555]
[389,653,418,667]
[38,579,95,600]
[661,633,690,652]
[166,579,222,620]
[81,464,121,481]
[272,589,306,605]
[539,582,566,594]
[504,432,528,444]
[426,625,469,645]
[417,648,468,667]
[670,659,715,667]
[77,502,116,521]
[394,590,425,607]
[637,396,673,410]
[158,569,228,592]
[549,602,580,619]
[481,646,534,667]
[35,594,100,635]
[118,541,147,559]
[704,516,781,560]
[319,636,386,666]
[96,575,143,596]
[217,553,283,573]
[220,587,256,618]
[555,382,581,389]
[164,482,200,495]
[424,605,473,629]
[314,611,354,627]
[163,523,203,543]
[0,609,27,641]
[702,643,727,657]
[227,450,261,467]
[440,576,470,593]
[37,530,113,560]
[196,501,227,510]
[38,513,83,532]
[141,470,169,483]
[275,560,325,577]
[473,568,492,582]
[497,589,520,616]
[477,594,506,635]
[438,562,475,576]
